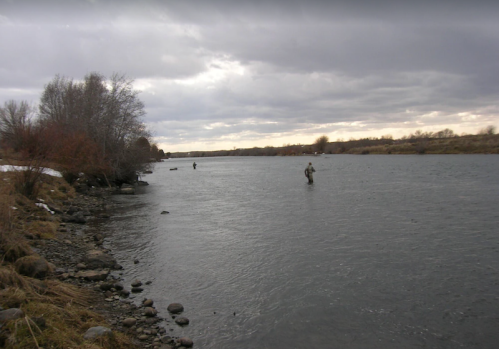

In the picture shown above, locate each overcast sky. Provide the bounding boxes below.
[1,0,498,152]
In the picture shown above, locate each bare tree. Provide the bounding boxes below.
[314,135,329,153]
[479,125,496,135]
[38,72,151,183]
[0,100,34,151]
[435,128,455,138]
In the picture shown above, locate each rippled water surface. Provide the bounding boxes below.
[103,155,499,349]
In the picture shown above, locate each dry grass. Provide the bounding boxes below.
[1,240,34,263]
[0,266,91,306]
[3,300,137,349]
[25,221,58,240]
[0,267,33,292]
[0,167,138,349]
[37,173,75,203]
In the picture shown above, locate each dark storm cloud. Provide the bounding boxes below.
[1,0,498,150]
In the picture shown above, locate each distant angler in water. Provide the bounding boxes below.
[193,162,197,169]
[305,162,316,184]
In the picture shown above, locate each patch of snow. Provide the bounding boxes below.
[0,165,62,177]
[35,203,55,215]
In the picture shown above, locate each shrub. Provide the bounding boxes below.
[13,167,44,200]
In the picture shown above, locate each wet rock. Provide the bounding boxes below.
[145,317,161,324]
[62,211,87,224]
[143,299,154,307]
[75,270,109,281]
[122,318,137,328]
[113,282,124,291]
[161,335,174,344]
[83,250,119,269]
[131,279,142,287]
[167,303,184,314]
[177,337,194,347]
[100,283,114,291]
[161,211,169,214]
[138,334,149,341]
[144,307,158,317]
[131,287,143,293]
[175,317,189,326]
[93,234,104,241]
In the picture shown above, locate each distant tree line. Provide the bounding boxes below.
[0,72,163,185]
[169,126,497,158]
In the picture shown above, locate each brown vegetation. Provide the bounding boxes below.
[169,127,499,157]
[0,72,164,187]
[0,170,138,348]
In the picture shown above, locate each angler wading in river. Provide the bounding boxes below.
[305,162,316,184]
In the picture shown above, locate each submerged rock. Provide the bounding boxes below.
[167,303,184,314]
[175,316,190,326]
[177,337,194,347]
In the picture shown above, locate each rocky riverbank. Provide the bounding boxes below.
[0,175,194,349]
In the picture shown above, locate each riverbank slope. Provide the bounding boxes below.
[0,169,191,348]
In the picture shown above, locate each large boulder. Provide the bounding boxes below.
[0,308,24,323]
[83,326,113,340]
[83,250,119,269]
[15,255,53,279]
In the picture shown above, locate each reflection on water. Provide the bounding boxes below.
[104,155,499,349]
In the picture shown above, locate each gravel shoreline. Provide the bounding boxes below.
[34,185,194,349]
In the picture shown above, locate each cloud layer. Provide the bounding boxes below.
[1,0,498,151]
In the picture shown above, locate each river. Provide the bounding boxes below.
[103,155,499,349]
